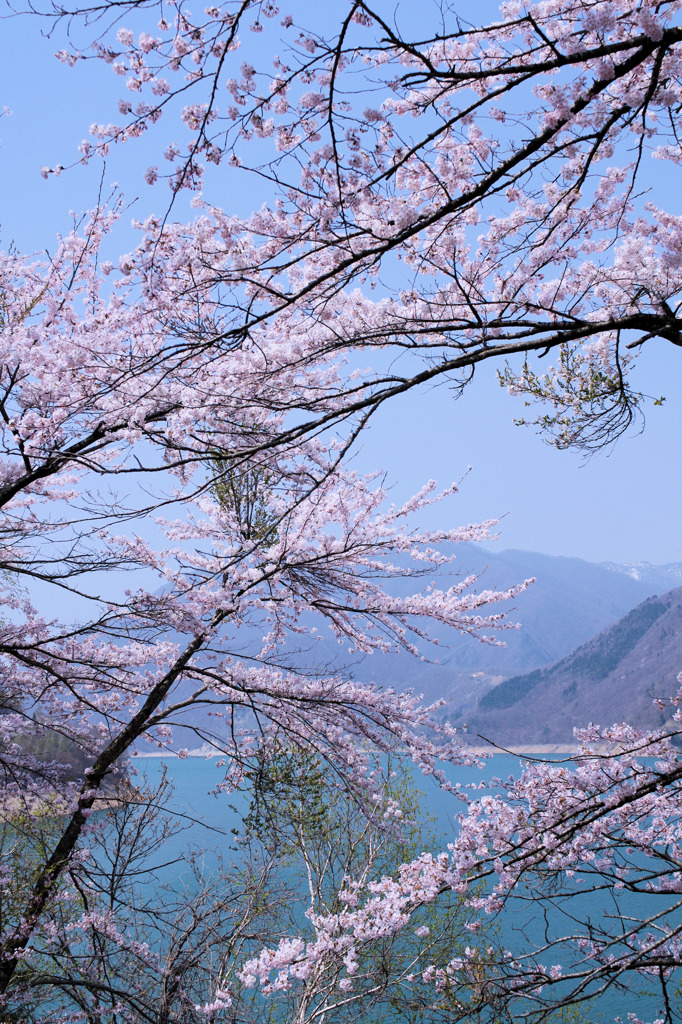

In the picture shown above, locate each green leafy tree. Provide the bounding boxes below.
[210,454,279,546]
[229,740,501,1024]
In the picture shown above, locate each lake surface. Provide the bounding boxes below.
[127,754,671,1024]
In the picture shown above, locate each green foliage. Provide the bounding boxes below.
[1,745,503,1024]
[240,740,442,883]
[0,803,65,936]
[498,347,643,453]
[240,741,331,855]
[8,727,97,781]
[233,741,502,1024]
[210,454,279,545]
[0,800,76,1023]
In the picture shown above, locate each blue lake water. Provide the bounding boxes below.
[126,754,672,1023]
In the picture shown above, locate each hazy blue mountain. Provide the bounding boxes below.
[425,545,678,674]
[156,546,682,742]
[599,560,682,589]
[324,544,682,715]
[466,587,682,744]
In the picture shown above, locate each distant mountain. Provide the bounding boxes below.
[599,561,682,589]
[157,547,682,742]
[465,587,682,744]
[345,545,682,716]
[424,546,682,675]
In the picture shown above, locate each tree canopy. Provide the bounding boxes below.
[37,0,682,451]
[1,0,682,1021]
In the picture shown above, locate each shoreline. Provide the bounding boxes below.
[461,742,629,756]
[132,742,624,760]
[132,742,223,759]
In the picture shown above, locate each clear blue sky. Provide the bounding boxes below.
[2,8,681,567]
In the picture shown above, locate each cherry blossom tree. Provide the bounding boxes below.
[32,0,682,452]
[0,203,524,1012]
[242,718,682,1023]
[4,0,682,1019]
[8,743,493,1023]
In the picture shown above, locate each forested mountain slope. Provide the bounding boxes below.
[466,589,682,744]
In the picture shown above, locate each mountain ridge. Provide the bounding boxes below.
[465,586,682,744]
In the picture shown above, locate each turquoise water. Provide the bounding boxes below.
[126,754,671,1023]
